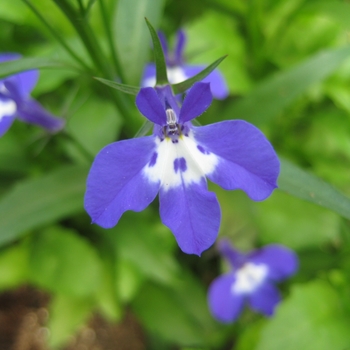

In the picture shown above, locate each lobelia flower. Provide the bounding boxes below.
[208,239,298,323]
[141,30,229,100]
[84,82,280,255]
[0,53,65,137]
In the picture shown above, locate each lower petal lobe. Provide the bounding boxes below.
[84,136,160,228]
[193,120,280,201]
[208,274,245,323]
[159,178,221,255]
[248,282,281,316]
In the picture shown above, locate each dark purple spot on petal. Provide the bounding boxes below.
[174,157,187,173]
[148,152,158,167]
[197,145,210,154]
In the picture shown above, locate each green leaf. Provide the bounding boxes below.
[132,274,219,347]
[172,55,227,94]
[257,281,350,350]
[255,190,340,249]
[0,57,76,79]
[278,157,350,221]
[114,0,165,85]
[28,226,102,297]
[224,46,350,126]
[48,294,93,348]
[145,17,168,85]
[0,243,28,290]
[0,165,88,246]
[94,77,140,95]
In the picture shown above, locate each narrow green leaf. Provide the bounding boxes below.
[114,0,165,85]
[134,120,153,137]
[94,77,140,95]
[0,57,76,79]
[172,55,227,94]
[145,17,168,85]
[225,46,350,125]
[0,165,88,246]
[278,157,350,220]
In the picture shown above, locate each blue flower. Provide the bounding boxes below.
[141,30,229,100]
[208,240,298,323]
[84,82,279,255]
[0,53,65,137]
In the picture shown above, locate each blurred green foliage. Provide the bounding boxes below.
[0,0,350,348]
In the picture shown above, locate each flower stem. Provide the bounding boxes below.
[98,0,126,82]
[22,0,92,72]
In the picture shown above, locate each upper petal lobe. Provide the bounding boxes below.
[248,245,298,281]
[193,120,280,201]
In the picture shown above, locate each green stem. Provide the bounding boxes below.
[98,0,126,82]
[53,0,141,136]
[53,0,111,77]
[62,131,95,162]
[22,0,92,72]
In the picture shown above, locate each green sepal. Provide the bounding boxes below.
[145,18,168,85]
[94,77,140,95]
[134,120,153,137]
[172,55,227,94]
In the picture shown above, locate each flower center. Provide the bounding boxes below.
[231,262,268,294]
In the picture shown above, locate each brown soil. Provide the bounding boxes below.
[0,286,146,350]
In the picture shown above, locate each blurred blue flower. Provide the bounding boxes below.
[0,53,65,137]
[84,82,279,255]
[141,30,229,100]
[208,239,298,323]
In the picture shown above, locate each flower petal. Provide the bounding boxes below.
[217,239,246,268]
[136,87,167,125]
[174,30,186,65]
[0,115,15,137]
[183,65,229,100]
[0,96,16,137]
[193,120,280,201]
[248,245,298,281]
[159,178,221,255]
[84,136,160,228]
[248,282,281,316]
[208,274,245,323]
[141,63,156,87]
[179,82,212,123]
[17,99,65,132]
[0,53,39,97]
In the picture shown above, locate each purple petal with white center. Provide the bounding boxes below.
[208,274,245,323]
[217,239,246,268]
[0,53,39,97]
[174,30,186,65]
[193,120,280,201]
[136,87,167,126]
[159,178,221,255]
[248,245,298,282]
[16,99,65,132]
[183,65,229,100]
[248,282,281,316]
[84,136,160,228]
[141,63,156,87]
[179,82,212,123]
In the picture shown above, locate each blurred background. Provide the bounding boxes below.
[0,0,350,349]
